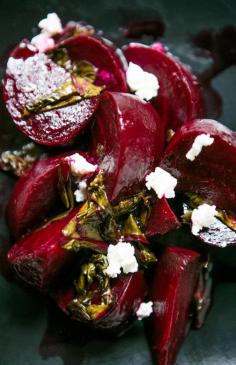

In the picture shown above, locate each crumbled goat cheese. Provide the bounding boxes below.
[31,33,55,53]
[145,167,177,199]
[126,62,159,101]
[66,153,97,177]
[191,203,217,235]
[186,134,214,161]
[38,13,63,35]
[106,240,138,278]
[136,301,153,320]
[74,180,87,203]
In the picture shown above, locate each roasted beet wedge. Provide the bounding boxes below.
[61,35,128,92]
[7,151,76,239]
[160,119,236,213]
[2,41,100,146]
[123,43,205,130]
[7,207,82,291]
[90,91,164,202]
[149,246,200,365]
[55,270,147,332]
[145,197,180,237]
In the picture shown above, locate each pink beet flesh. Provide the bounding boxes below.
[55,270,147,331]
[62,35,128,92]
[7,152,75,239]
[145,197,180,237]
[123,44,205,130]
[90,91,164,202]
[149,246,200,365]
[2,42,99,146]
[7,207,81,291]
[160,119,236,213]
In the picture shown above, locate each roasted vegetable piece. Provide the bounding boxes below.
[2,41,100,146]
[145,197,180,237]
[55,269,147,332]
[61,35,128,92]
[7,207,83,291]
[90,91,164,202]
[7,151,78,239]
[148,246,200,365]
[123,43,205,130]
[160,119,236,214]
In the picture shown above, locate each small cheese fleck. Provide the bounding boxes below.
[31,33,55,53]
[191,203,217,235]
[74,180,87,203]
[186,134,214,161]
[145,167,177,199]
[126,62,159,101]
[38,13,63,36]
[66,153,97,177]
[136,301,153,320]
[106,239,138,278]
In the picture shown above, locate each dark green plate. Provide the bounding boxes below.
[0,1,236,364]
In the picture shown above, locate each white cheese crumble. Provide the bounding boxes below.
[38,13,63,36]
[126,62,159,101]
[106,239,138,278]
[136,301,153,320]
[66,153,97,177]
[31,33,55,53]
[186,134,214,161]
[74,180,87,203]
[191,203,217,235]
[145,167,177,199]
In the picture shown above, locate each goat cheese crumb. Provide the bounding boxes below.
[106,239,138,278]
[145,167,177,199]
[136,301,153,320]
[66,153,97,177]
[38,13,63,36]
[186,134,214,161]
[126,62,159,101]
[191,203,217,235]
[74,180,87,203]
[31,33,55,53]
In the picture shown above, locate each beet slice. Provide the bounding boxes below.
[55,271,147,331]
[90,91,164,202]
[7,151,77,239]
[160,119,236,214]
[2,41,99,146]
[61,35,128,92]
[145,197,180,237]
[123,43,205,130]
[149,246,200,365]
[7,207,82,291]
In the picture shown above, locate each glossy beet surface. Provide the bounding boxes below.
[56,271,147,331]
[91,91,164,202]
[2,41,99,146]
[61,35,128,92]
[160,119,236,213]
[149,246,200,365]
[145,197,180,237]
[123,44,205,130]
[7,207,81,291]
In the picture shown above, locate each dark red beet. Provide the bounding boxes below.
[149,246,200,365]
[123,43,205,130]
[55,271,147,331]
[7,151,75,239]
[90,91,164,202]
[2,41,99,146]
[160,119,236,213]
[61,35,128,92]
[145,197,180,237]
[7,207,81,291]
